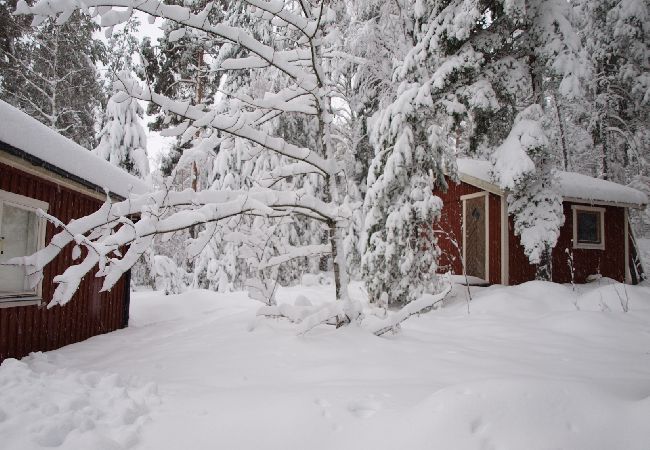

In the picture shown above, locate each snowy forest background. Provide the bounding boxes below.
[1,0,648,309]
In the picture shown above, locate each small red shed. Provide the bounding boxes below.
[0,100,150,362]
[436,158,648,285]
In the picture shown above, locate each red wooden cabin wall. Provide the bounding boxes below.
[0,161,128,363]
[508,202,626,284]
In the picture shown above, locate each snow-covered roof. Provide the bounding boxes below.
[0,100,150,199]
[456,158,648,207]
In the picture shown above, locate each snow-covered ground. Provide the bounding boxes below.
[2,280,650,450]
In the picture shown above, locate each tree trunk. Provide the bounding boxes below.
[552,94,569,171]
[536,247,552,281]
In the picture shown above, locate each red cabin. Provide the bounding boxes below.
[0,100,149,362]
[436,159,647,285]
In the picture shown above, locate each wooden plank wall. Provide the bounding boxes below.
[508,202,626,284]
[435,178,501,284]
[0,161,127,363]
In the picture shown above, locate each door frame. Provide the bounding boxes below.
[461,191,490,282]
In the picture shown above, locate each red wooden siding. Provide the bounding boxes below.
[439,178,628,286]
[508,202,626,284]
[487,193,501,284]
[0,161,128,363]
[436,178,501,284]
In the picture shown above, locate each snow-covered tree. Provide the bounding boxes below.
[361,0,582,285]
[576,0,649,184]
[94,93,150,179]
[14,0,363,327]
[361,0,502,303]
[0,10,105,148]
[491,105,564,279]
[94,17,151,179]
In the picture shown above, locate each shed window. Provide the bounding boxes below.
[0,190,48,305]
[572,205,605,250]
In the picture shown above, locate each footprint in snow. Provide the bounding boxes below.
[314,398,332,418]
[347,400,381,418]
[470,417,488,434]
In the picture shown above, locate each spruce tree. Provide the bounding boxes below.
[0,11,105,148]
[94,92,150,179]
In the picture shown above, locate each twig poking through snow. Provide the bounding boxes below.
[371,275,453,336]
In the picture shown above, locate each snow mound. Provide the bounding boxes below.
[129,289,253,327]
[301,272,333,286]
[446,279,650,315]
[399,379,650,450]
[0,353,158,450]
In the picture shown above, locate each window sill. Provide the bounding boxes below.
[0,297,43,308]
[573,243,605,251]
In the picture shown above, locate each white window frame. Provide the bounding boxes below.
[572,205,605,250]
[0,189,48,307]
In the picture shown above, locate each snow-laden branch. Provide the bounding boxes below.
[8,187,346,307]
[258,243,331,269]
[242,0,318,37]
[218,86,317,116]
[257,301,345,334]
[115,77,337,176]
[256,275,453,336]
[370,275,453,336]
[16,0,319,92]
[258,162,321,187]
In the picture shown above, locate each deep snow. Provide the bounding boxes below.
[1,279,650,449]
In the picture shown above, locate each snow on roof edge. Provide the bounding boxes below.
[456,158,648,207]
[0,100,150,199]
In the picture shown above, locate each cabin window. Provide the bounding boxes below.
[572,205,605,250]
[0,190,48,306]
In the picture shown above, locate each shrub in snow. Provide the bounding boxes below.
[151,255,189,295]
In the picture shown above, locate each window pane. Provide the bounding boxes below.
[577,211,600,244]
[0,204,39,294]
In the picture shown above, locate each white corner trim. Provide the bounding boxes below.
[462,197,466,275]
[460,191,490,201]
[458,174,504,196]
[624,208,630,284]
[572,204,606,250]
[485,193,490,282]
[500,195,509,285]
